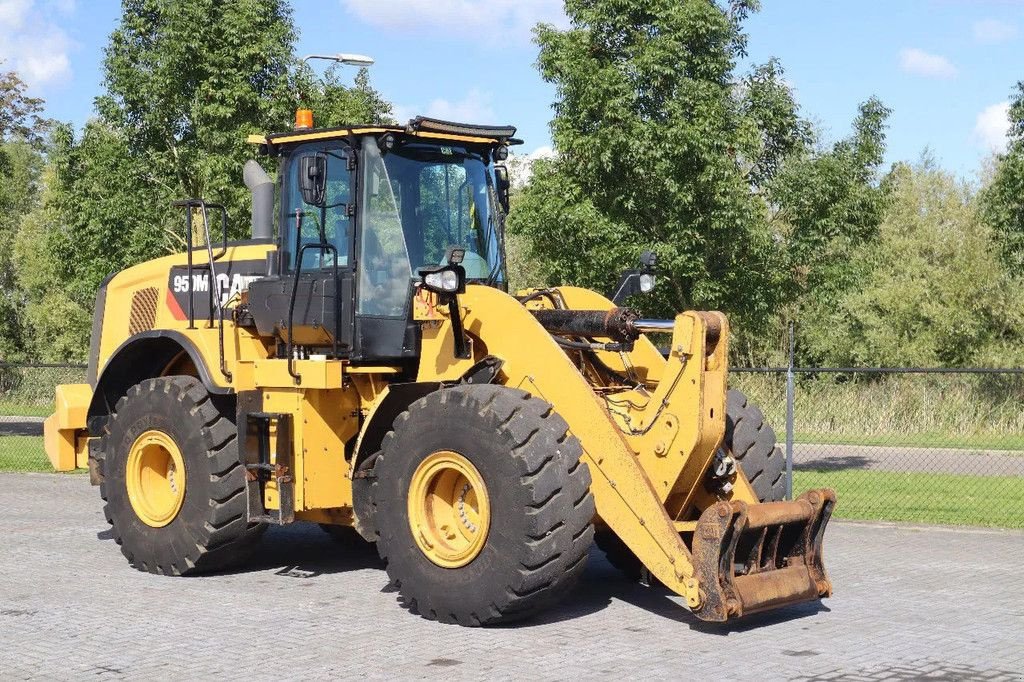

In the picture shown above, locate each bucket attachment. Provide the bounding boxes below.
[690,489,835,622]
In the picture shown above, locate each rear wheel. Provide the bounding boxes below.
[596,388,783,579]
[98,376,264,575]
[371,385,595,626]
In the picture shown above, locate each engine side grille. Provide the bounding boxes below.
[128,287,159,336]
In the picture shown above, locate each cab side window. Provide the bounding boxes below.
[282,144,352,271]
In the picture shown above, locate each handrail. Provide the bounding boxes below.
[172,198,232,380]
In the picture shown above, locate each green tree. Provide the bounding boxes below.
[300,65,395,129]
[0,68,46,143]
[98,0,302,242]
[12,122,156,360]
[0,67,48,359]
[96,0,392,245]
[980,81,1024,273]
[800,161,1024,367]
[766,98,892,362]
[509,0,811,343]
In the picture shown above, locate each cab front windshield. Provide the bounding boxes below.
[358,138,505,316]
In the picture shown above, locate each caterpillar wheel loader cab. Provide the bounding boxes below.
[45,114,835,626]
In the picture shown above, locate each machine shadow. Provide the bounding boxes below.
[95,525,829,630]
[238,524,385,576]
[97,521,385,576]
[521,551,831,631]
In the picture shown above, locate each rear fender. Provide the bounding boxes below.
[86,331,228,434]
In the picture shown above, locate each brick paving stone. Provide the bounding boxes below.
[2,472,1022,680]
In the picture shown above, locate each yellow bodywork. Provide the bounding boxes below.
[44,383,91,471]
[46,247,827,616]
[40,119,835,624]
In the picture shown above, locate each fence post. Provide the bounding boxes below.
[785,322,795,501]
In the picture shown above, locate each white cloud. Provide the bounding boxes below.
[899,48,958,79]
[527,145,554,160]
[0,0,31,29]
[0,0,73,87]
[395,89,498,125]
[341,0,567,43]
[973,18,1018,44]
[973,101,1011,153]
[17,37,70,83]
[506,145,556,188]
[47,0,75,15]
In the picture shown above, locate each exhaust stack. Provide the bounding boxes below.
[243,160,274,240]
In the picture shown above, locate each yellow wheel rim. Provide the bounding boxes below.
[407,450,490,568]
[125,429,186,528]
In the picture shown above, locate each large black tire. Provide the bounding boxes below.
[371,385,595,626]
[98,376,264,575]
[596,388,784,579]
[726,388,786,503]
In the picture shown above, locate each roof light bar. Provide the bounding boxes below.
[407,116,517,141]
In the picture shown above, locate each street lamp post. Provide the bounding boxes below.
[294,53,376,129]
[301,53,375,67]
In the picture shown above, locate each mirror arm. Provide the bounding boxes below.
[448,295,471,359]
[610,271,640,305]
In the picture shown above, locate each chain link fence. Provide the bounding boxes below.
[0,363,87,472]
[733,368,1024,530]
[1,361,1021,529]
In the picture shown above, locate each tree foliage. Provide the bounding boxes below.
[0,68,47,144]
[763,98,892,361]
[508,0,883,360]
[512,0,788,330]
[980,81,1024,273]
[0,68,49,359]
[800,161,1024,367]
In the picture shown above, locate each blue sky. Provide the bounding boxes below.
[2,0,1021,178]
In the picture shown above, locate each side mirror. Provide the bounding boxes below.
[299,153,327,207]
[494,164,511,213]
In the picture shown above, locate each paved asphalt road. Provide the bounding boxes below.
[2,473,1022,680]
[793,442,1024,476]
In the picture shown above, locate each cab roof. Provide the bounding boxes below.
[247,116,522,150]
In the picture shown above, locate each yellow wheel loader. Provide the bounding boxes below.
[44,114,834,626]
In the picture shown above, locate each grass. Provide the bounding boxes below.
[733,372,1024,456]
[0,365,88,419]
[0,435,53,472]
[794,431,1024,452]
[795,469,1024,529]
[0,402,52,418]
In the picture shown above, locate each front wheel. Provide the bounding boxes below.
[371,385,595,626]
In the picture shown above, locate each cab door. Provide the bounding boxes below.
[247,141,356,354]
